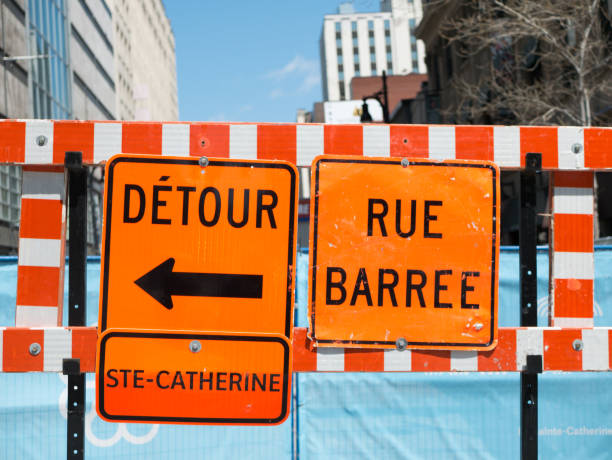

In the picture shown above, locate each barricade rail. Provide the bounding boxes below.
[0,326,610,373]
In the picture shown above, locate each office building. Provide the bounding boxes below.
[110,0,178,121]
[319,0,425,101]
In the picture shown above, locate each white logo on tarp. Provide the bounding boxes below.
[58,374,159,447]
[537,297,602,317]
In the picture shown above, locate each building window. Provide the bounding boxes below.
[353,47,359,56]
[337,47,343,56]
[336,22,341,32]
[338,64,344,72]
[338,54,343,64]
[351,21,357,32]
[370,46,375,55]
[339,82,345,99]
[28,0,72,119]
[412,60,419,71]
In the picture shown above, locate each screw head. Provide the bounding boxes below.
[473,322,483,331]
[36,135,47,147]
[401,158,409,168]
[29,342,41,356]
[571,143,583,154]
[198,156,209,167]
[395,337,408,351]
[189,340,202,353]
[572,339,583,351]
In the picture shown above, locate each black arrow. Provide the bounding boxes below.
[134,258,263,310]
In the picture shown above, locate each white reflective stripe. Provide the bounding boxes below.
[553,252,594,279]
[450,351,478,371]
[18,238,62,267]
[21,170,65,200]
[582,329,609,371]
[493,126,520,167]
[383,349,411,371]
[557,127,584,170]
[516,328,543,370]
[552,187,593,215]
[296,124,323,167]
[363,125,390,157]
[552,317,594,328]
[15,306,59,327]
[428,126,455,160]
[94,122,122,163]
[25,120,53,164]
[0,328,3,370]
[316,348,344,371]
[162,123,189,156]
[229,124,257,159]
[43,328,71,371]
[299,167,311,199]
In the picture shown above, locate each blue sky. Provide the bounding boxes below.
[163,0,379,123]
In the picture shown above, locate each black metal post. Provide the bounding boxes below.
[381,70,389,123]
[520,152,542,460]
[64,151,87,460]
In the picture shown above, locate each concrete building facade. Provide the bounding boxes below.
[69,0,116,120]
[319,0,425,101]
[110,0,178,121]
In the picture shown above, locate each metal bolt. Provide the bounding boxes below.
[198,156,209,167]
[395,337,408,351]
[200,139,206,147]
[572,339,583,351]
[401,158,409,168]
[36,135,47,147]
[571,143,583,154]
[473,322,483,331]
[189,340,202,353]
[29,342,41,356]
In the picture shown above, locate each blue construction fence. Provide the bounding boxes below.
[0,248,611,459]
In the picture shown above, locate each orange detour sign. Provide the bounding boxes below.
[308,156,500,350]
[96,330,291,424]
[99,155,297,338]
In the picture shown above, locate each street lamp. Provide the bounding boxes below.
[360,70,390,123]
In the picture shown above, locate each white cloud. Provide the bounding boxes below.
[269,88,284,99]
[265,55,320,94]
[206,112,228,122]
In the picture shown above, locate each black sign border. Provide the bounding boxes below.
[310,157,498,348]
[100,156,296,339]
[97,330,291,424]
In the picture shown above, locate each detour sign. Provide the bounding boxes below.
[96,330,291,424]
[308,156,499,350]
[99,155,297,338]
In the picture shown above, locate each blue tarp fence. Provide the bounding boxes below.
[1,248,611,459]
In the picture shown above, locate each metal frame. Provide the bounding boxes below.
[0,120,609,459]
